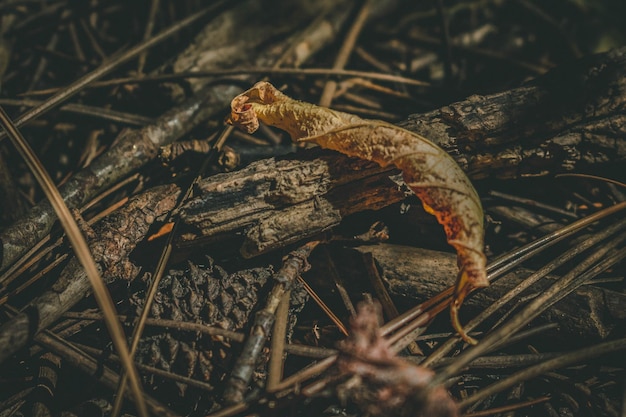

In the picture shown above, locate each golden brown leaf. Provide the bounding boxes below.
[227,82,487,344]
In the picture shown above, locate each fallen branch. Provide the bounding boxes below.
[0,184,180,363]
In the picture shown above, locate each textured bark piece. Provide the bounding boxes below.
[0,184,180,364]
[227,82,487,343]
[178,149,404,251]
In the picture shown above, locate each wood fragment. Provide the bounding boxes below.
[223,241,319,404]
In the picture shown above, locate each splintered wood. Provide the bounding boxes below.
[227,81,487,344]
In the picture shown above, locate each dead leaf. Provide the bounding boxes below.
[227,81,487,344]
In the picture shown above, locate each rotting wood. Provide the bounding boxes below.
[176,149,403,255]
[398,47,626,180]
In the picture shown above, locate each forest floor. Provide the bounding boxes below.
[0,1,625,417]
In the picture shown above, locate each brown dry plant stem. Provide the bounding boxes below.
[136,0,160,75]
[462,396,551,417]
[222,241,320,405]
[24,68,430,95]
[61,311,335,359]
[458,337,626,410]
[0,98,154,126]
[297,276,349,336]
[267,292,291,391]
[319,0,373,107]
[0,107,148,417]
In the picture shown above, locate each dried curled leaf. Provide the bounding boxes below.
[227,82,487,343]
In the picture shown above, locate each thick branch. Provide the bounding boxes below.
[350,244,624,341]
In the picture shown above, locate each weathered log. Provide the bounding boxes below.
[348,244,625,341]
[178,149,404,256]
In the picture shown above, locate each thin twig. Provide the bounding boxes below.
[323,247,356,317]
[267,292,291,391]
[0,98,154,126]
[297,276,349,336]
[458,338,626,409]
[319,0,373,107]
[22,67,431,96]
[136,0,160,75]
[462,396,550,417]
[222,241,320,404]
[488,189,578,219]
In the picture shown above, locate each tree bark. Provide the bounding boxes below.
[0,184,180,363]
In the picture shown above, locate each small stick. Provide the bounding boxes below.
[323,247,356,317]
[222,241,320,404]
[362,252,422,355]
[267,292,291,391]
[319,0,373,107]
